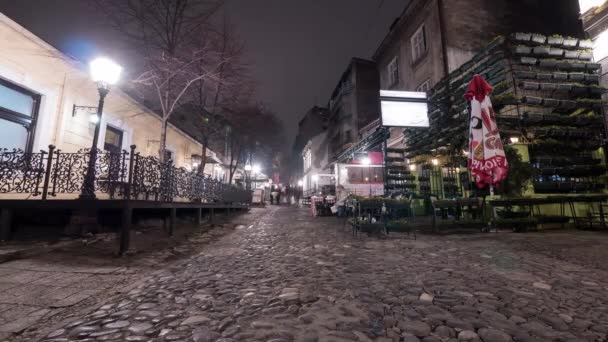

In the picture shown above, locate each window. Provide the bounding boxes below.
[343,130,352,144]
[303,149,312,171]
[347,167,384,183]
[0,79,40,152]
[164,150,174,163]
[103,126,123,154]
[387,56,399,86]
[416,79,432,93]
[411,24,427,63]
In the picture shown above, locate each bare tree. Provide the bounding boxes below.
[185,14,254,175]
[95,0,226,162]
[222,104,285,184]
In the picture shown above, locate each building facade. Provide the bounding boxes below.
[581,0,608,129]
[0,13,222,177]
[327,58,380,160]
[301,131,332,195]
[290,106,329,186]
[375,0,583,94]
[373,0,584,151]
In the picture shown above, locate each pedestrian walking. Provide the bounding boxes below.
[270,184,278,205]
[276,185,283,205]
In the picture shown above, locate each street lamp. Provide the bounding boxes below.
[244,164,252,190]
[361,156,372,197]
[252,164,261,189]
[80,57,122,200]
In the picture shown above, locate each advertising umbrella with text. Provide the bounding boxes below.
[465,74,508,189]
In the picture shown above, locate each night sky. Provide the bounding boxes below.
[0,0,406,145]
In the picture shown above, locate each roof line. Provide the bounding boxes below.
[372,0,417,61]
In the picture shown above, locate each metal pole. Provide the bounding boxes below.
[80,85,109,200]
[368,165,372,197]
[42,145,55,200]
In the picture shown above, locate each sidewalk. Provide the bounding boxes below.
[0,211,253,341]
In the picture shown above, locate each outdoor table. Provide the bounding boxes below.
[431,198,484,231]
[489,195,608,230]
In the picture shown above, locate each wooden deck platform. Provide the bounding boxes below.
[0,199,250,255]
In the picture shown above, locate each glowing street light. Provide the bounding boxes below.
[361,156,373,197]
[244,164,253,190]
[80,57,122,200]
[90,57,123,85]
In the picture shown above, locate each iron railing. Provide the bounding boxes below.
[0,145,251,204]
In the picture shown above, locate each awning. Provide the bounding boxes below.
[191,154,222,164]
[333,127,390,164]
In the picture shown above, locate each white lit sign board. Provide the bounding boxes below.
[379,90,429,128]
[579,0,605,13]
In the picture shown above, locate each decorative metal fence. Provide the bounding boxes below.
[0,145,251,204]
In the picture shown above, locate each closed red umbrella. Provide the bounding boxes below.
[465,75,509,189]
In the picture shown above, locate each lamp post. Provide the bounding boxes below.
[80,57,122,200]
[361,156,372,197]
[244,164,252,190]
[214,164,224,182]
[252,164,261,189]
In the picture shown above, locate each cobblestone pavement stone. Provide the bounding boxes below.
[19,206,608,341]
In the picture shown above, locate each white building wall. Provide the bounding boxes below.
[302,131,331,194]
[0,13,215,171]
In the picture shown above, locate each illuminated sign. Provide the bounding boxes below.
[379,90,429,128]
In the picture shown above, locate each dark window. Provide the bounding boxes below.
[164,150,174,163]
[416,79,431,93]
[0,79,40,152]
[347,167,384,183]
[387,56,399,86]
[103,126,123,154]
[411,24,427,63]
[344,130,352,144]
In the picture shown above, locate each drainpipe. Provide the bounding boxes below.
[437,0,450,77]
[52,73,69,149]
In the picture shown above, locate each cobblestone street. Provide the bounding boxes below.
[14,206,608,342]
